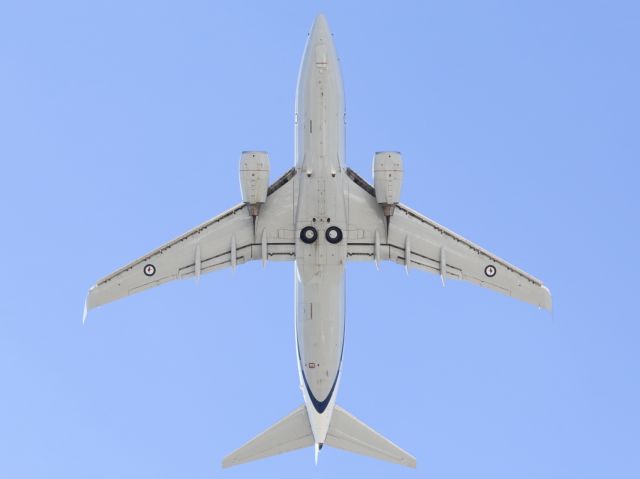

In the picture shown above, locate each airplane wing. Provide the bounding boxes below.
[85,168,297,317]
[344,168,552,310]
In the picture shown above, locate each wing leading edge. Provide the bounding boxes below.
[345,168,551,310]
[84,168,297,319]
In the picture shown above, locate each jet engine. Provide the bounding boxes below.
[373,151,403,217]
[239,151,270,216]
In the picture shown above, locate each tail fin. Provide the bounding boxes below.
[325,405,416,468]
[222,405,313,468]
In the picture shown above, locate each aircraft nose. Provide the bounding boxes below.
[310,14,332,41]
[307,14,337,70]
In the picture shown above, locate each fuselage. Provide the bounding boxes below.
[294,15,346,445]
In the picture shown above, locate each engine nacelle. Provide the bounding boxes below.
[239,151,270,216]
[373,151,403,216]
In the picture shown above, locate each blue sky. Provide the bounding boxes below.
[1,1,639,478]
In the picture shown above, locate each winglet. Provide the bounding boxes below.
[542,285,553,312]
[82,284,96,324]
[82,297,88,324]
[82,286,95,324]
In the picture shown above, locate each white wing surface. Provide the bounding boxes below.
[345,168,551,310]
[85,169,297,315]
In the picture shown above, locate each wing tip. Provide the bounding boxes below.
[83,285,97,324]
[82,294,89,324]
[541,284,553,312]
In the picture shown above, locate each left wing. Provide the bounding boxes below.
[345,168,551,310]
[85,168,297,318]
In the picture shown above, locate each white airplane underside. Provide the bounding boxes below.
[85,15,551,469]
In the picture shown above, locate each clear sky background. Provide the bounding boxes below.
[1,1,639,478]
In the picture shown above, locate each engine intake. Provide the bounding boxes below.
[239,151,270,216]
[373,151,403,217]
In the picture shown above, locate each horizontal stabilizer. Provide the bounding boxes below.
[325,405,416,468]
[222,405,313,468]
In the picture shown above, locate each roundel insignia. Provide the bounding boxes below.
[484,265,497,278]
[144,264,156,277]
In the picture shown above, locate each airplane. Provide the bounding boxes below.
[84,14,552,469]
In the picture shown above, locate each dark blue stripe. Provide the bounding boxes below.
[301,367,339,414]
[296,330,345,414]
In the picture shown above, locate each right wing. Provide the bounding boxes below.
[85,168,297,317]
[345,168,551,310]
